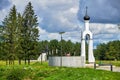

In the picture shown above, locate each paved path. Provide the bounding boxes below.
[86,64,120,72]
[96,66,120,72]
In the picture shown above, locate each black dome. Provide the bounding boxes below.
[84,15,90,20]
[84,6,90,20]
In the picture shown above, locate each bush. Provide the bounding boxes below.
[6,68,25,80]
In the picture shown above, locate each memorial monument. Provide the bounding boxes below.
[81,7,95,63]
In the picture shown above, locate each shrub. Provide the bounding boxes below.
[6,68,25,80]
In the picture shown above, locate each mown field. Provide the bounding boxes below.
[0,60,120,80]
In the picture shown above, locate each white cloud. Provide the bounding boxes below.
[0,5,11,24]
[1,0,80,32]
[90,23,120,46]
[69,7,78,14]
[0,9,7,24]
[37,26,47,35]
[33,0,80,32]
[48,33,60,40]
[90,23,119,34]
[0,0,120,46]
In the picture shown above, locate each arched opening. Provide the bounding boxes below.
[85,34,90,62]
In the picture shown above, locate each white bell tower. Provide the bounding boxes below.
[81,7,95,63]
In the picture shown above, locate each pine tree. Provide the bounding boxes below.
[22,2,39,65]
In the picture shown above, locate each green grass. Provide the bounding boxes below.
[96,60,120,67]
[0,61,120,80]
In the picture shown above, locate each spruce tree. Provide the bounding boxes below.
[16,13,24,65]
[2,5,18,65]
[22,2,39,64]
[0,25,4,60]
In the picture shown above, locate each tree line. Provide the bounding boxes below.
[25,39,120,61]
[94,40,120,60]
[38,40,81,57]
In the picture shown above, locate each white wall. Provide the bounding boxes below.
[37,53,47,61]
[49,56,85,67]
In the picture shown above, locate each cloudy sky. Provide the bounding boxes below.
[0,0,120,48]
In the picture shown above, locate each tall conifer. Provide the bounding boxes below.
[22,2,39,64]
[2,5,17,65]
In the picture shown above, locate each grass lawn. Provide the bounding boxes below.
[0,61,120,80]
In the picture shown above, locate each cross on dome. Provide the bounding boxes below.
[84,6,90,20]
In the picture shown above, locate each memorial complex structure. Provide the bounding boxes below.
[49,7,95,67]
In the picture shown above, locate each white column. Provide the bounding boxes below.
[85,20,89,31]
[81,39,86,62]
[88,39,95,63]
